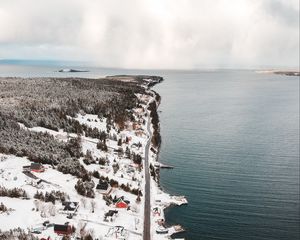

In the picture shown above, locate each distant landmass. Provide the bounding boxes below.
[273,71,300,76]
[58,68,89,73]
[256,70,300,77]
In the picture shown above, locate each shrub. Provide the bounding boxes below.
[97,141,108,152]
[0,202,7,212]
[74,179,95,198]
[0,186,28,199]
[34,190,68,204]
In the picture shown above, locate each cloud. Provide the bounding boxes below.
[0,0,298,69]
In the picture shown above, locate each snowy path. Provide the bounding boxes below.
[80,219,142,236]
[22,171,61,188]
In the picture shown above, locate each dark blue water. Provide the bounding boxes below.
[152,71,299,240]
[1,64,299,240]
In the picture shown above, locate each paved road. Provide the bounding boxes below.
[143,110,152,240]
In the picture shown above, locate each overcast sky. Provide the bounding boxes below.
[0,0,299,69]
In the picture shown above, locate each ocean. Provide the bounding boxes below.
[152,70,299,240]
[0,63,299,240]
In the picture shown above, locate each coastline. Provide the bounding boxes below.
[144,80,188,240]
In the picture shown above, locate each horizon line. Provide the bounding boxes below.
[0,58,299,72]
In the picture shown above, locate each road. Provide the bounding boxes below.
[143,109,153,240]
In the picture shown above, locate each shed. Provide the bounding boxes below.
[105,210,118,217]
[30,163,45,172]
[54,224,72,235]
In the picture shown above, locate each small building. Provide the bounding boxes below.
[23,163,45,173]
[104,210,118,222]
[62,202,79,213]
[150,147,157,154]
[54,224,73,236]
[115,199,128,209]
[96,180,111,194]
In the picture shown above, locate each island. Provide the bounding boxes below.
[0,75,187,240]
[58,69,90,73]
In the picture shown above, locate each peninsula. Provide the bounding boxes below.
[0,75,186,240]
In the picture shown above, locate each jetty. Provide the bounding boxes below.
[154,162,174,169]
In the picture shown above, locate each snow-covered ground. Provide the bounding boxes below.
[0,89,187,240]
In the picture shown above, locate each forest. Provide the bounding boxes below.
[0,76,149,172]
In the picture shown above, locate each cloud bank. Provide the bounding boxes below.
[0,0,299,69]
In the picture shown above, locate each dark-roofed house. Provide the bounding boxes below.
[54,224,73,236]
[30,163,45,172]
[23,163,45,173]
[96,180,111,194]
[104,210,118,222]
[61,202,79,214]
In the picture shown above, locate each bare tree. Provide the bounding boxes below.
[49,202,56,216]
[34,200,40,212]
[81,198,87,208]
[40,203,47,218]
[77,221,87,238]
[90,200,96,213]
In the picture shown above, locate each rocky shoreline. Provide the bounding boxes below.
[144,80,188,240]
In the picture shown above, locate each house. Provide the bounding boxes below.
[23,163,45,173]
[96,180,111,194]
[62,202,79,213]
[115,198,128,209]
[31,163,45,172]
[54,224,73,236]
[104,210,118,222]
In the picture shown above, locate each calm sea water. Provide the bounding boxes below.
[1,63,299,240]
[152,71,299,240]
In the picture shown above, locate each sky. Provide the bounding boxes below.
[0,0,299,69]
